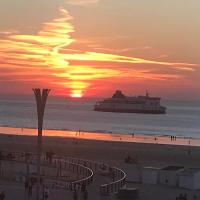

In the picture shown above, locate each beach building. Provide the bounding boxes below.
[179,168,200,190]
[124,165,142,183]
[159,166,184,186]
[142,167,160,184]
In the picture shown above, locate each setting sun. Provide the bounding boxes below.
[70,91,83,98]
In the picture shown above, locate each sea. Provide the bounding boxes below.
[0,95,200,139]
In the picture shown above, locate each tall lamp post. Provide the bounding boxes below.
[33,88,50,200]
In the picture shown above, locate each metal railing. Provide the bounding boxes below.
[0,151,126,195]
[61,157,127,195]
[99,167,126,195]
[0,151,93,191]
[51,157,94,190]
[61,156,110,173]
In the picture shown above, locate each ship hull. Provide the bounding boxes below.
[94,107,166,114]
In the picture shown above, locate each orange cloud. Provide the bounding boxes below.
[62,51,196,70]
[0,8,198,97]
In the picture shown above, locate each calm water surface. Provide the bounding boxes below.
[0,95,200,138]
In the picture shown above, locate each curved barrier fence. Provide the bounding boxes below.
[99,167,126,195]
[0,151,93,191]
[57,156,126,195]
[0,151,126,195]
[61,156,110,173]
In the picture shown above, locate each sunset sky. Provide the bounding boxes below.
[0,0,199,99]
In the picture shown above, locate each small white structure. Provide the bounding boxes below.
[159,166,184,186]
[125,166,142,183]
[179,168,200,190]
[142,167,160,184]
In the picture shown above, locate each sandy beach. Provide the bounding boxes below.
[1,130,200,167]
[1,129,200,199]
[0,126,199,147]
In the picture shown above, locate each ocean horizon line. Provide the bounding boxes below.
[1,93,200,102]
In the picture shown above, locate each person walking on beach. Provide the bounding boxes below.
[192,194,197,200]
[24,178,29,199]
[0,191,5,200]
[73,190,78,200]
[49,150,53,163]
[83,190,88,200]
[43,185,50,200]
[28,180,32,199]
[81,183,86,193]
[42,184,48,200]
[183,193,187,200]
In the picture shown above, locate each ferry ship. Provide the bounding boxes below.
[94,90,166,114]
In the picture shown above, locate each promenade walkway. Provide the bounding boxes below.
[0,180,70,200]
[0,151,126,200]
[0,175,116,200]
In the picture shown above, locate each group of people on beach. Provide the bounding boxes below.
[176,193,187,200]
[24,178,33,200]
[25,178,50,200]
[176,193,198,200]
[171,135,177,141]
[42,185,50,200]
[72,130,82,144]
[124,155,138,164]
[73,190,88,200]
[73,184,88,200]
[75,130,81,137]
[45,150,54,163]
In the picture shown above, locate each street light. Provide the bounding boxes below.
[33,88,50,200]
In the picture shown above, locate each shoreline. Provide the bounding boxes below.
[0,125,199,147]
